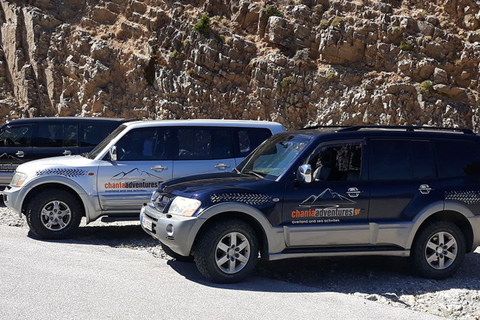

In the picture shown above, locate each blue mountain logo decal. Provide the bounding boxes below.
[300,188,356,207]
[111,168,162,181]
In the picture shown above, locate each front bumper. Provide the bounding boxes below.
[2,186,23,217]
[140,204,202,257]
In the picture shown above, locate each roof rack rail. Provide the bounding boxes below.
[301,125,350,130]
[337,125,475,135]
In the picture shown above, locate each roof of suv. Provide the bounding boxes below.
[121,119,284,129]
[297,125,476,140]
[3,117,129,125]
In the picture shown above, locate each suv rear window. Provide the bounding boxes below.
[436,140,480,178]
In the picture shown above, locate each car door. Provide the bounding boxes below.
[97,127,173,212]
[282,141,372,247]
[31,122,80,158]
[172,127,237,178]
[0,123,34,185]
[367,139,442,221]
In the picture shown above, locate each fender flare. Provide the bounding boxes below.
[19,176,99,223]
[405,200,475,249]
[193,202,283,253]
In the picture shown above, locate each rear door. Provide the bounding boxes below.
[367,139,442,222]
[31,121,80,158]
[172,127,236,178]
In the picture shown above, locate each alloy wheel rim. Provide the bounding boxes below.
[215,232,251,274]
[424,231,457,270]
[40,200,72,231]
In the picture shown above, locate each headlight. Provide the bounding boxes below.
[10,172,27,187]
[168,196,201,217]
[150,191,160,205]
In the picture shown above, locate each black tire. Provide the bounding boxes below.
[26,189,83,239]
[411,221,466,279]
[194,219,258,283]
[161,242,194,262]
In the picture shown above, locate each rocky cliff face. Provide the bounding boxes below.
[1,0,480,130]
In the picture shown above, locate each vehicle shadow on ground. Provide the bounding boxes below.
[24,219,480,297]
[27,223,160,249]
[254,253,480,295]
[168,251,480,296]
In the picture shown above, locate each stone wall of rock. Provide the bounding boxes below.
[0,0,480,130]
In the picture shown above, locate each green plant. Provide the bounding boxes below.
[279,76,294,88]
[0,77,5,84]
[194,14,211,35]
[400,40,414,51]
[326,71,339,82]
[319,19,330,29]
[182,39,190,47]
[331,16,344,27]
[186,68,196,77]
[215,34,225,43]
[263,5,283,18]
[170,49,180,59]
[419,80,434,94]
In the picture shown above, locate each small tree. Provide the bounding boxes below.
[194,14,211,35]
[263,6,283,19]
[419,80,434,94]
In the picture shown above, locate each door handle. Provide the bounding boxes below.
[63,150,72,156]
[151,165,168,172]
[419,184,432,195]
[347,187,362,198]
[15,151,24,158]
[214,163,231,170]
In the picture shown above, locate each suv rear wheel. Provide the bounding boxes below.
[26,189,83,239]
[194,219,258,283]
[411,221,466,279]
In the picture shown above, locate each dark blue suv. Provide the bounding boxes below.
[140,126,480,283]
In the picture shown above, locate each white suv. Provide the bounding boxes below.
[2,119,284,239]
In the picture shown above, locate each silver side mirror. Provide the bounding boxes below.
[109,146,117,161]
[297,164,312,184]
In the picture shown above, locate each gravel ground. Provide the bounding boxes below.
[1,204,479,319]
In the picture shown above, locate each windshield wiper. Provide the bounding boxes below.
[243,169,264,179]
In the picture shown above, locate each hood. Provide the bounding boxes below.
[161,172,264,196]
[16,155,97,175]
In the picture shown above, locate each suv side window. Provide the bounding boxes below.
[177,127,232,160]
[0,124,33,147]
[369,140,436,181]
[116,128,174,161]
[64,124,78,147]
[235,128,272,158]
[36,123,64,147]
[310,143,363,181]
[80,124,111,147]
[436,140,480,178]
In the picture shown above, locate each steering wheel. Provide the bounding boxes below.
[4,138,14,147]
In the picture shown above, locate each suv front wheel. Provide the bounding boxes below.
[194,219,258,283]
[26,189,83,239]
[411,221,466,279]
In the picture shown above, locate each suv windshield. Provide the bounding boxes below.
[237,133,311,180]
[86,125,127,159]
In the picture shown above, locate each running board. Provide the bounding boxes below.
[268,247,410,261]
[100,216,139,223]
